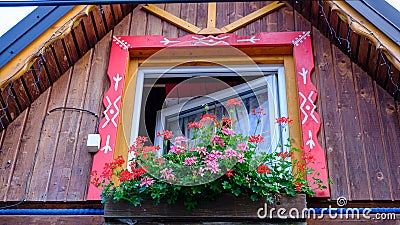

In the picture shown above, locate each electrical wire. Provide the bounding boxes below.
[317,0,400,97]
[0,107,100,210]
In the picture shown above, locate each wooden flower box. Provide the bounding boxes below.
[104,194,306,224]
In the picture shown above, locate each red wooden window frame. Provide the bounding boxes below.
[87,32,330,200]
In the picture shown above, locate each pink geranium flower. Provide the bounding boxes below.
[140,177,154,187]
[184,157,198,166]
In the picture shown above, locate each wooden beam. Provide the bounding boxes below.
[207,2,217,28]
[142,4,201,34]
[221,1,286,33]
[284,55,304,179]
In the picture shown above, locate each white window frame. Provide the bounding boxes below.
[129,65,288,159]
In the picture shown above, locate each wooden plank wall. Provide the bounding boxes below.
[0,1,399,205]
[0,4,135,132]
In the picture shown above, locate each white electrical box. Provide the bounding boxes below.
[87,134,101,153]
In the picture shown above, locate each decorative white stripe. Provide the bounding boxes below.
[160,37,181,46]
[100,135,112,154]
[111,96,121,128]
[237,36,260,43]
[308,91,318,124]
[299,92,308,124]
[113,36,131,50]
[292,31,310,47]
[102,96,112,128]
[298,68,308,85]
[299,91,319,125]
[306,130,316,149]
[113,73,123,91]
[192,35,230,46]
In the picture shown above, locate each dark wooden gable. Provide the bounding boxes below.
[1,1,399,213]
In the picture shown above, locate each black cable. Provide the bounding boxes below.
[0,107,100,209]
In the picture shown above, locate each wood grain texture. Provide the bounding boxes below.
[92,6,107,38]
[313,29,349,200]
[0,111,27,201]
[63,32,81,68]
[46,50,93,201]
[22,68,41,101]
[261,1,277,32]
[1,82,21,121]
[42,47,61,84]
[233,2,244,36]
[113,12,132,36]
[67,33,112,202]
[353,63,392,200]
[277,3,294,32]
[112,4,124,23]
[12,78,31,112]
[357,37,369,71]
[332,45,370,200]
[105,194,306,220]
[73,23,89,58]
[163,3,182,38]
[6,90,50,201]
[196,2,208,30]
[0,215,105,225]
[82,12,99,48]
[103,5,117,31]
[376,82,400,200]
[216,2,229,29]
[146,4,166,36]
[130,5,148,36]
[52,39,71,73]
[179,3,197,37]
[27,69,72,201]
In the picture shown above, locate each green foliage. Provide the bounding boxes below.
[91,102,327,210]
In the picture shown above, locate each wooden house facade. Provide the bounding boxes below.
[0,1,399,224]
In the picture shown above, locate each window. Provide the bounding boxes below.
[129,65,288,159]
[88,33,330,199]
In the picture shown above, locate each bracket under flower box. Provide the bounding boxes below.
[104,193,306,223]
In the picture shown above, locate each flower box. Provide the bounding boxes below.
[104,193,306,223]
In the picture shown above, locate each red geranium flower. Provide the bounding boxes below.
[157,130,173,140]
[221,117,233,126]
[257,164,271,174]
[278,151,289,159]
[119,169,134,182]
[226,169,234,178]
[276,117,293,124]
[201,114,216,121]
[249,134,264,143]
[188,121,203,129]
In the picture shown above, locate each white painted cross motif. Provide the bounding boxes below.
[306,130,316,149]
[299,91,318,125]
[298,68,308,85]
[102,95,121,128]
[100,135,112,154]
[113,73,123,91]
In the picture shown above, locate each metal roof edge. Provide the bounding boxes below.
[0,6,74,68]
[346,0,400,46]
